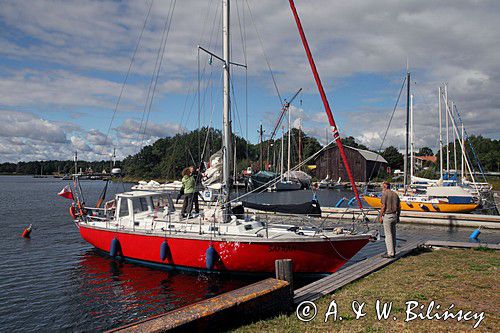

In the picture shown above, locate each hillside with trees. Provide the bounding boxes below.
[1,132,496,181]
[122,127,322,180]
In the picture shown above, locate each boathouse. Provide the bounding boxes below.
[314,145,387,182]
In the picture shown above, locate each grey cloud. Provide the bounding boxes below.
[0,110,68,143]
[115,118,185,141]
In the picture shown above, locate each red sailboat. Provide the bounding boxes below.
[68,0,376,276]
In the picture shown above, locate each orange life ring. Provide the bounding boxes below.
[69,205,77,220]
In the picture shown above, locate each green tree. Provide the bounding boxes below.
[382,146,404,170]
[417,147,433,156]
[340,136,368,150]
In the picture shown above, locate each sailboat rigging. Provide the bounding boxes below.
[64,0,376,275]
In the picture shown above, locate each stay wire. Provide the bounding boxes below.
[245,0,283,106]
[135,0,174,148]
[103,0,154,147]
[366,75,407,184]
[140,0,177,147]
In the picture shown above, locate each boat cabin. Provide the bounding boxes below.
[114,191,174,228]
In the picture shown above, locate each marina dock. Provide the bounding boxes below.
[111,236,499,332]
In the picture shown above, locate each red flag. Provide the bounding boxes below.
[58,186,74,200]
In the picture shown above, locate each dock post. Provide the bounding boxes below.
[275,259,294,297]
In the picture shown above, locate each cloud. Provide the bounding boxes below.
[0,110,68,143]
[86,129,109,146]
[0,0,498,161]
[115,118,185,140]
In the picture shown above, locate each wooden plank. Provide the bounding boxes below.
[294,239,424,295]
[108,278,292,333]
[293,239,425,304]
[425,240,500,250]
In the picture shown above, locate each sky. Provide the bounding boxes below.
[0,0,499,162]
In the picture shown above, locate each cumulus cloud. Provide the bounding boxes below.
[0,110,69,143]
[115,118,185,140]
[0,0,498,161]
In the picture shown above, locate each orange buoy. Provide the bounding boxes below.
[22,224,32,238]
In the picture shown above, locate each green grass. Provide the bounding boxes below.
[232,249,500,332]
[486,176,500,191]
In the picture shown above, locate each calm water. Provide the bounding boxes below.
[0,176,256,332]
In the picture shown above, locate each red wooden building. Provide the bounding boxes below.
[314,145,387,182]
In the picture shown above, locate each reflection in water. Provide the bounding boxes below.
[73,250,257,331]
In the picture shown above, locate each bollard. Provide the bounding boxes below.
[275,259,293,298]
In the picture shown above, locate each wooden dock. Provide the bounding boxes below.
[425,240,500,250]
[108,236,498,332]
[293,239,425,304]
[294,239,499,304]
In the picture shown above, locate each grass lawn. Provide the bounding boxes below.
[486,177,500,191]
[233,248,499,332]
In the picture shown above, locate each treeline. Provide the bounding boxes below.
[2,132,496,179]
[0,160,119,175]
[378,135,499,179]
[122,127,322,180]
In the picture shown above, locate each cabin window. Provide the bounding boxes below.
[118,199,129,217]
[132,197,149,214]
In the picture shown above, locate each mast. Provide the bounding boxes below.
[298,118,302,169]
[438,86,443,179]
[281,126,285,181]
[222,0,232,220]
[451,101,457,173]
[444,84,450,175]
[461,123,465,181]
[410,94,414,183]
[233,136,237,182]
[74,151,78,176]
[258,123,264,170]
[288,0,363,209]
[403,70,410,193]
[443,96,478,189]
[287,103,291,179]
[272,143,276,172]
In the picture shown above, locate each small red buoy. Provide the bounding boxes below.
[22,224,33,238]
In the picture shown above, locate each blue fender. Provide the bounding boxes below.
[206,245,217,270]
[110,238,120,258]
[160,240,169,261]
[335,198,345,208]
[347,197,356,206]
[469,228,481,242]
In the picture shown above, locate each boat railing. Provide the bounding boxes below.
[83,206,115,224]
